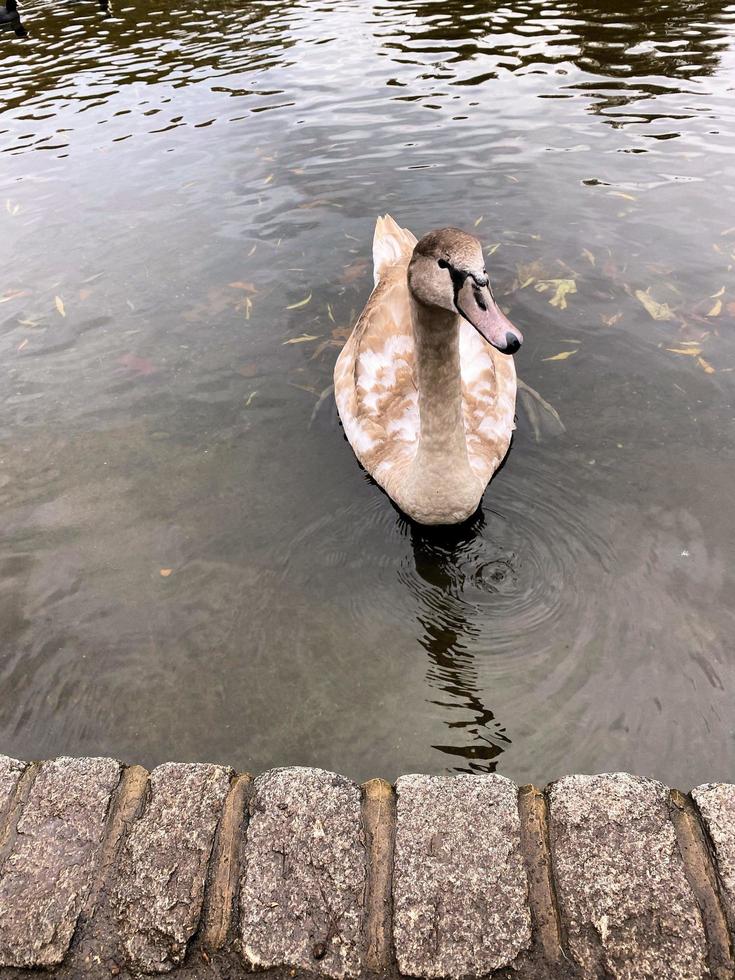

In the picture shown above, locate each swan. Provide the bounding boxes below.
[334,215,523,525]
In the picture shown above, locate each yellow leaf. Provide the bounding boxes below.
[519,277,535,289]
[666,346,702,356]
[535,279,577,309]
[484,243,500,255]
[286,293,312,310]
[609,191,637,201]
[245,390,258,406]
[160,568,173,577]
[244,297,253,320]
[474,215,484,227]
[282,334,320,345]
[543,349,578,361]
[711,286,725,298]
[264,173,274,184]
[327,304,335,323]
[707,299,722,317]
[635,289,674,321]
[55,295,66,317]
[697,356,715,374]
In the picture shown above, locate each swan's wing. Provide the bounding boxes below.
[334,254,419,481]
[372,213,418,286]
[460,320,517,482]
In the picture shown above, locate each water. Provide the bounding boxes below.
[2,0,735,787]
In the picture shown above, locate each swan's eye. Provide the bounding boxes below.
[437,259,449,269]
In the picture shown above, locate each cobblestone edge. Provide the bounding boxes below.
[0,755,732,980]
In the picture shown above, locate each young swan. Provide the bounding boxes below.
[334,215,522,525]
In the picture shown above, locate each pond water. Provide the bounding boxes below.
[2,0,735,787]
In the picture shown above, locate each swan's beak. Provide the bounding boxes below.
[455,278,523,355]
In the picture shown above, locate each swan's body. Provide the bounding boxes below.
[334,215,521,525]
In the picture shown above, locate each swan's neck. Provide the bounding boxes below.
[410,295,470,469]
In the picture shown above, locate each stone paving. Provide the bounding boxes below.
[0,754,733,979]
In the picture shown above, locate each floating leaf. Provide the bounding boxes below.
[711,286,725,298]
[282,333,320,345]
[635,289,674,321]
[245,390,258,406]
[327,304,335,323]
[666,346,702,356]
[535,279,577,309]
[707,299,722,317]
[264,173,274,184]
[484,243,500,256]
[286,293,312,310]
[160,568,173,577]
[474,215,484,227]
[697,356,715,374]
[543,349,578,361]
[244,296,253,320]
[609,191,637,201]
[55,295,66,317]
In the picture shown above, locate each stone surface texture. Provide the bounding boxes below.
[0,755,26,822]
[393,773,531,979]
[692,782,735,928]
[549,772,708,980]
[108,762,232,973]
[0,756,121,968]
[239,766,366,979]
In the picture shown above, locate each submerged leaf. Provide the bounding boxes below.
[582,248,595,266]
[602,312,623,327]
[286,293,312,310]
[245,390,258,406]
[635,289,674,321]
[327,304,335,323]
[711,286,725,298]
[55,295,66,317]
[535,279,577,310]
[697,356,715,374]
[229,281,257,293]
[282,333,320,345]
[666,346,702,356]
[707,299,722,317]
[484,243,500,256]
[543,349,577,361]
[474,215,484,227]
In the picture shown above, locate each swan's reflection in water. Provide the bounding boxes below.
[401,511,513,773]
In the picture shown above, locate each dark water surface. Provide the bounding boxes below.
[2,0,735,785]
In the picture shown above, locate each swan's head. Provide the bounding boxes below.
[407,227,523,355]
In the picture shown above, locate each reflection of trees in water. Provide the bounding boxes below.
[402,512,511,773]
[375,0,731,113]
